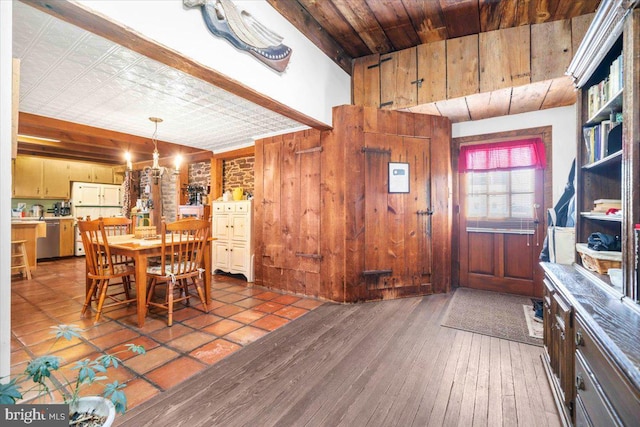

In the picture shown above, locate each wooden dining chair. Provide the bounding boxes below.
[99,216,135,267]
[146,218,210,326]
[78,219,137,322]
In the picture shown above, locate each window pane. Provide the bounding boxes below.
[511,193,534,218]
[467,195,487,217]
[488,171,508,193]
[488,194,508,218]
[467,172,487,194]
[511,169,535,192]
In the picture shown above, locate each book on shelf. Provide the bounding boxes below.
[586,53,623,119]
[593,199,622,212]
[583,121,621,163]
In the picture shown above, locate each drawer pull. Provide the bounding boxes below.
[576,374,585,390]
[575,331,584,346]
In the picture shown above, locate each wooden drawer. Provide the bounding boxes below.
[575,350,620,426]
[224,203,235,212]
[213,203,225,213]
[575,317,640,426]
[235,202,248,213]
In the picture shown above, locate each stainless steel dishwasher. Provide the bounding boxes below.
[37,219,60,259]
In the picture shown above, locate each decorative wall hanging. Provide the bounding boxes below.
[184,0,292,73]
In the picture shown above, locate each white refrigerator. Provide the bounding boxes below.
[72,182,123,256]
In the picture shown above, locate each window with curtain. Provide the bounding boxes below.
[460,138,545,233]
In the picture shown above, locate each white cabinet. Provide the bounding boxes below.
[211,200,253,282]
[72,182,122,206]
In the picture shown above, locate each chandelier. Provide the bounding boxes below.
[149,117,163,184]
[126,117,181,184]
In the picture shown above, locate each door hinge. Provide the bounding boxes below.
[361,147,391,155]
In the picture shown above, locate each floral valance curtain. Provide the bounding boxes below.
[458,138,546,172]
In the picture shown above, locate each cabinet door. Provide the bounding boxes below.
[113,171,124,185]
[68,162,93,182]
[230,214,249,240]
[212,215,230,240]
[553,292,575,413]
[59,219,75,257]
[13,156,43,197]
[101,185,121,206]
[92,165,113,183]
[229,241,248,272]
[380,47,418,110]
[352,54,381,108]
[212,241,230,269]
[43,159,70,198]
[543,279,554,355]
[73,183,101,205]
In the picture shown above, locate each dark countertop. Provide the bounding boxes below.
[541,262,640,391]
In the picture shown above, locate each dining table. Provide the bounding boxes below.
[93,233,213,327]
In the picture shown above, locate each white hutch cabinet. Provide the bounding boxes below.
[211,200,254,282]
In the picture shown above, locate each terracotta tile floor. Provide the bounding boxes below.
[9,257,324,410]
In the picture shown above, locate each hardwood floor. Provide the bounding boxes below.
[117,293,560,427]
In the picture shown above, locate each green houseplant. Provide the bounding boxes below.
[0,324,145,426]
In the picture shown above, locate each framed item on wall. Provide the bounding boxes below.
[388,162,409,193]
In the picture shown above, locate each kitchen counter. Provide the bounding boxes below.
[12,216,74,221]
[11,221,47,270]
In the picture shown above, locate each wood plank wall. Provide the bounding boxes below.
[352,14,594,116]
[254,105,451,302]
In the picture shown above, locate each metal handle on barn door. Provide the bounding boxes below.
[416,209,433,237]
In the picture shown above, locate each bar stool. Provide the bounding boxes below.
[11,240,32,280]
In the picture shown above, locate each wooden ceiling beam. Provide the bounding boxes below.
[18,112,205,163]
[17,143,123,164]
[268,0,354,73]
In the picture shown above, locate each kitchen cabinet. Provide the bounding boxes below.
[67,162,113,184]
[13,155,119,199]
[72,182,121,206]
[13,156,43,197]
[59,218,75,257]
[67,162,93,182]
[91,165,113,183]
[12,156,70,198]
[42,159,70,198]
[211,201,253,282]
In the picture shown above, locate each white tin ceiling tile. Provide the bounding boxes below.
[13,1,304,152]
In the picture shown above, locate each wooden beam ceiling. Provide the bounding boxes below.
[18,113,210,166]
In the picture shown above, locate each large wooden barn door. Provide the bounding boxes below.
[257,130,323,296]
[363,134,432,292]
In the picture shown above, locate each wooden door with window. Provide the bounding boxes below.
[458,139,546,297]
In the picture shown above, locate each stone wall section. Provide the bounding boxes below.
[223,156,255,196]
[189,161,211,191]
